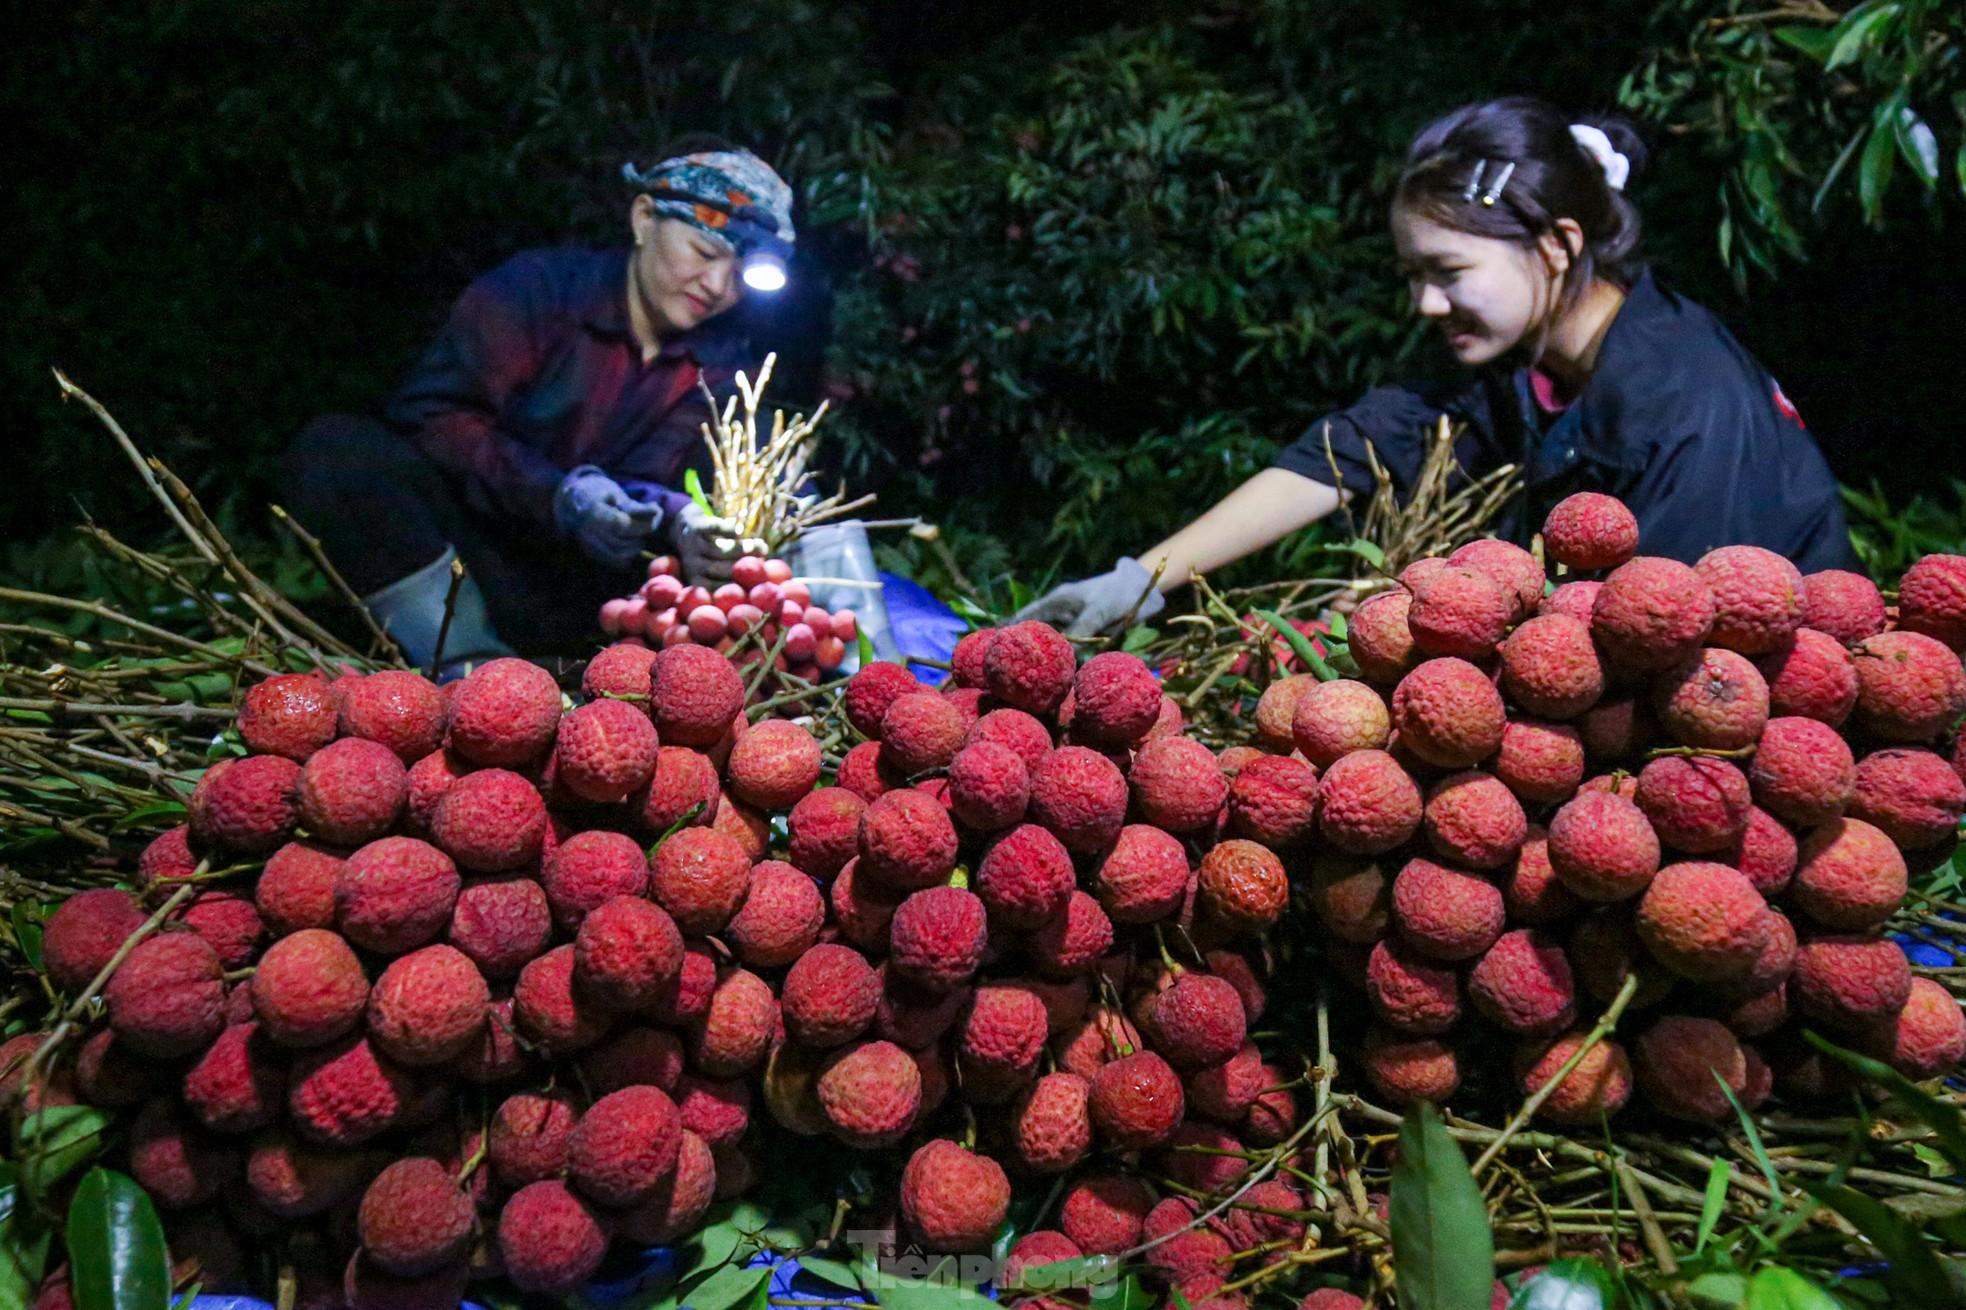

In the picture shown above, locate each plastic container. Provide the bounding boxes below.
[788,520,898,668]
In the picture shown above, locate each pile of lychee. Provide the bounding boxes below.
[1284,493,1966,1129]
[598,552,859,684]
[6,624,1310,1308]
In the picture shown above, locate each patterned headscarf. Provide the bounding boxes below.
[621,150,795,254]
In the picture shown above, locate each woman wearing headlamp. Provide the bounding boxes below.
[280,137,796,670]
[1022,97,1854,637]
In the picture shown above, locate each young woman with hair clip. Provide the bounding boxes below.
[1023,96,1854,636]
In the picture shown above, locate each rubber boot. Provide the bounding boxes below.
[361,546,513,678]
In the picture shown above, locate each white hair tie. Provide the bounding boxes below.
[1569,124,1630,192]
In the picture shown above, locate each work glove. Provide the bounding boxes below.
[669,501,767,584]
[1014,557,1166,637]
[553,466,659,569]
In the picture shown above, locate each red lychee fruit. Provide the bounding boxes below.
[900,1139,1011,1253]
[443,874,550,978]
[175,890,264,969]
[1467,928,1575,1036]
[1090,824,1187,924]
[1852,630,1966,741]
[1071,652,1163,746]
[1652,648,1769,750]
[1393,857,1505,961]
[573,894,684,1012]
[1543,492,1638,570]
[44,889,146,995]
[1864,976,1966,1080]
[1450,538,1546,621]
[1516,1031,1633,1124]
[1540,579,1603,623]
[335,836,460,954]
[339,670,449,763]
[1028,889,1115,977]
[1635,862,1770,983]
[726,719,823,809]
[1393,658,1507,768]
[1849,747,1966,850]
[1695,545,1805,654]
[1727,805,1800,896]
[364,943,488,1067]
[1060,1174,1155,1255]
[1089,1049,1185,1148]
[1292,679,1391,767]
[1749,716,1855,825]
[245,1128,376,1218]
[1029,745,1129,854]
[497,1180,609,1295]
[947,741,1031,831]
[357,1157,474,1277]
[489,1090,578,1187]
[967,706,1054,772]
[1801,570,1887,645]
[1012,1072,1093,1173]
[287,1034,413,1145]
[190,754,302,854]
[951,629,997,688]
[182,1021,285,1133]
[976,823,1075,929]
[1317,749,1424,854]
[649,826,752,933]
[878,692,966,777]
[105,932,225,1057]
[1349,590,1421,684]
[1129,735,1230,834]
[446,658,560,766]
[137,823,199,890]
[1366,938,1460,1036]
[958,984,1049,1099]
[1547,789,1660,901]
[1407,565,1513,659]
[581,640,658,700]
[1758,628,1859,727]
[297,737,408,846]
[1635,756,1752,854]
[250,928,368,1049]
[1186,1040,1266,1124]
[1790,934,1911,1031]
[539,829,645,931]
[649,643,744,747]
[1897,553,1966,652]
[725,860,825,967]
[1148,972,1247,1069]
[566,1083,681,1207]
[1493,719,1586,805]
[1196,840,1289,933]
[239,674,338,762]
[552,698,659,803]
[688,967,777,1076]
[1226,754,1319,848]
[255,841,345,938]
[843,661,922,738]
[859,788,960,891]
[787,787,867,879]
[647,939,719,1028]
[782,943,881,1048]
[984,621,1077,716]
[1634,1015,1744,1122]
[1363,1025,1459,1105]
[1499,614,1604,720]
[427,768,545,874]
[673,1072,750,1148]
[630,745,722,835]
[128,1096,231,1211]
[815,1039,921,1147]
[619,1130,718,1246]
[1424,770,1528,870]
[1502,825,1582,924]
[1792,819,1907,930]
[1592,556,1719,674]
[513,943,611,1055]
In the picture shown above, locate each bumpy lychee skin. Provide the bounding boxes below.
[446,657,561,766]
[250,928,368,1049]
[137,823,200,891]
[1652,648,1770,750]
[648,826,752,932]
[255,840,345,938]
[364,943,489,1067]
[190,754,302,854]
[127,1096,231,1211]
[1849,748,1966,850]
[646,642,744,747]
[1592,557,1716,673]
[1898,553,1966,651]
[843,661,923,739]
[1367,939,1461,1035]
[725,719,823,810]
[1695,545,1806,654]
[957,984,1049,1094]
[1350,589,1422,684]
[784,787,866,880]
[180,1020,284,1133]
[1407,566,1513,659]
[620,1129,717,1246]
[176,889,263,969]
[974,823,1074,930]
[552,698,660,804]
[1635,863,1771,983]
[1547,788,1662,902]
[1227,754,1319,848]
[1148,973,1248,1069]
[630,745,722,836]
[1393,658,1507,768]
[1029,745,1129,854]
[1032,891,1117,977]
[497,1180,609,1296]
[1363,1025,1460,1105]
[781,943,881,1048]
[1853,630,1966,741]
[814,1039,921,1147]
[1543,492,1639,570]
[1424,770,1528,869]
[1792,819,1907,930]
[239,674,339,762]
[1517,1031,1633,1125]
[339,670,449,764]
[1634,1016,1745,1122]
[245,1128,374,1218]
[1292,679,1391,768]
[582,640,659,699]
[725,861,824,968]
[1499,615,1604,721]
[1060,1174,1156,1256]
[1568,907,1675,1010]
[537,829,644,932]
[1196,839,1289,932]
[488,1090,578,1187]
[853,788,957,892]
[102,931,224,1058]
[1070,651,1162,747]
[946,741,1031,832]
[949,629,998,688]
[430,767,546,875]
[573,894,685,1012]
[1791,934,1912,1031]
[441,875,548,979]
[1129,736,1229,833]
[1451,538,1546,618]
[514,943,611,1055]
[357,1157,474,1277]
[869,693,962,779]
[901,1138,1012,1253]
[688,967,777,1076]
[1540,579,1603,624]
[1089,1050,1185,1149]
[1318,749,1424,854]
[44,888,146,995]
[1009,1072,1094,1173]
[1088,824,1187,925]
[1802,571,1888,645]
[1469,929,1576,1036]
[1501,825,1580,923]
[567,1083,682,1208]
[968,706,1054,771]
[1866,976,1966,1080]
[296,737,408,847]
[1749,716,1855,825]
[1722,905,1798,1000]
[647,939,718,1029]
[1758,628,1860,727]
[1493,719,1586,806]
[1393,858,1506,961]
[335,836,460,954]
[1635,756,1753,854]
[985,621,1078,716]
[287,1034,413,1145]
[1728,805,1800,896]
[673,1072,748,1150]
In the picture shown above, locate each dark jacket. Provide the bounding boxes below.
[1271,268,1856,571]
[383,247,755,528]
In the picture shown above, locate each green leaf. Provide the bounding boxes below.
[18,1105,111,1199]
[794,1255,863,1291]
[1858,107,1900,222]
[1688,1272,1750,1309]
[1893,108,1940,189]
[1803,1184,1952,1304]
[1745,1266,1844,1310]
[1120,625,1158,652]
[1389,1102,1494,1310]
[1806,1031,1966,1172]
[0,1184,52,1310]
[11,904,45,972]
[680,1261,769,1310]
[1087,1271,1155,1310]
[1717,1076,1783,1209]
[1825,2,1899,70]
[1772,25,1838,62]
[1007,1254,1117,1293]
[1250,607,1337,681]
[1696,1159,1731,1253]
[684,468,713,512]
[66,1169,171,1310]
[857,628,876,668]
[1510,1258,1614,1310]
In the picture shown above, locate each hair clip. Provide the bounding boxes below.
[1462,160,1487,203]
[1480,161,1515,206]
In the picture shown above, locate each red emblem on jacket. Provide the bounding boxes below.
[1772,381,1804,428]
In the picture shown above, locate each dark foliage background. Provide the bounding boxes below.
[5,0,1963,596]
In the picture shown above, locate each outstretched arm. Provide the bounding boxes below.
[1136,467,1344,592]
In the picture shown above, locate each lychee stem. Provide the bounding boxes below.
[1151,924,1185,976]
[1642,744,1757,762]
[1471,969,1642,1176]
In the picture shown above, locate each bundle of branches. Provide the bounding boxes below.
[697,352,873,554]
